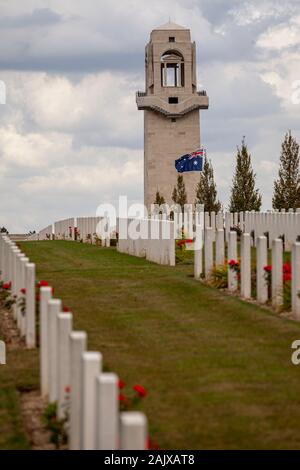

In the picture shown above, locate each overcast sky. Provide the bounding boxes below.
[0,0,300,232]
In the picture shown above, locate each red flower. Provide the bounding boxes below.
[177,239,193,246]
[146,437,160,450]
[20,288,26,295]
[64,386,71,394]
[264,265,272,273]
[133,384,147,398]
[62,306,69,312]
[118,379,125,389]
[283,273,292,282]
[2,282,11,290]
[37,280,49,288]
[283,263,291,274]
[228,259,239,268]
[118,393,126,402]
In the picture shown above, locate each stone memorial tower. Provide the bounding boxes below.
[136,22,209,209]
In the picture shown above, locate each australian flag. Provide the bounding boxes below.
[175,149,205,173]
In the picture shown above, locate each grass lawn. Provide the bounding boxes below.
[4,240,300,449]
[0,339,38,449]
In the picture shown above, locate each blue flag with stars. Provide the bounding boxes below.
[175,149,205,173]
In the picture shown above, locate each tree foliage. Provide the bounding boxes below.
[172,175,187,210]
[195,157,221,212]
[272,131,300,210]
[229,138,262,212]
[153,191,165,206]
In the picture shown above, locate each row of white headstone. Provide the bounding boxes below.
[76,217,103,243]
[243,210,300,250]
[0,234,36,347]
[117,218,176,266]
[194,227,300,319]
[54,218,75,240]
[0,233,149,450]
[37,224,53,241]
[38,217,105,243]
[205,209,300,249]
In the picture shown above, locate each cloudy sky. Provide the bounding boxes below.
[0,0,299,232]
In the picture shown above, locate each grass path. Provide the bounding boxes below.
[2,240,300,449]
[0,317,38,450]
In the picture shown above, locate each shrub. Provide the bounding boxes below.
[93,233,102,246]
[0,281,16,311]
[175,229,194,264]
[208,264,228,289]
[230,225,242,239]
[42,402,68,449]
[283,281,291,310]
[118,379,147,412]
[263,262,292,309]
[228,259,240,277]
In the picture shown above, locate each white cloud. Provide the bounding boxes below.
[0,0,300,230]
[229,1,296,26]
[0,69,144,232]
[0,125,71,168]
[20,148,142,194]
[4,71,142,139]
[258,50,300,112]
[257,15,300,50]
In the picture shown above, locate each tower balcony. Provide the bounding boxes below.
[136,91,209,117]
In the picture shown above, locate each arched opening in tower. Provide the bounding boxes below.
[160,51,184,87]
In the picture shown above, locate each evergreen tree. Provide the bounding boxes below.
[172,175,187,210]
[195,157,221,212]
[229,138,262,212]
[272,131,300,210]
[153,191,165,206]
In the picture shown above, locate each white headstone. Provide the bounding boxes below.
[228,231,238,292]
[19,257,29,337]
[292,243,300,319]
[40,286,52,396]
[57,312,73,419]
[120,412,148,450]
[47,299,62,403]
[194,224,203,279]
[204,227,213,279]
[215,229,225,266]
[240,233,251,299]
[16,253,24,329]
[95,373,118,450]
[69,331,87,450]
[272,239,283,309]
[81,351,102,450]
[25,263,36,348]
[256,236,268,303]
[12,248,21,320]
